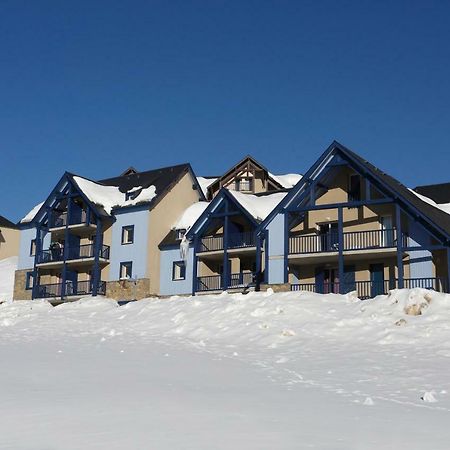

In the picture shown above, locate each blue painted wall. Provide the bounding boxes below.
[159,244,194,296]
[18,227,50,270]
[266,213,285,284]
[109,206,149,281]
[407,221,433,279]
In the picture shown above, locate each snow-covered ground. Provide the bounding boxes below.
[2,288,450,449]
[0,256,17,302]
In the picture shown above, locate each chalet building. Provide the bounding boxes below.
[14,164,204,302]
[11,142,450,302]
[258,141,450,298]
[158,156,298,296]
[0,215,19,261]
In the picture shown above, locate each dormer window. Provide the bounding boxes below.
[125,188,142,201]
[176,229,186,241]
[235,177,253,192]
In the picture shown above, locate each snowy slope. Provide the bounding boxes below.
[0,256,17,302]
[1,288,450,449]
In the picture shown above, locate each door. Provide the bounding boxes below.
[380,215,394,247]
[219,260,232,289]
[319,223,338,252]
[370,264,385,297]
[315,268,339,293]
[342,265,356,293]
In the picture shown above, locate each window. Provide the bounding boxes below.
[119,261,133,279]
[30,239,36,256]
[121,225,134,244]
[176,229,186,241]
[235,177,253,192]
[172,261,186,281]
[25,271,34,290]
[348,174,361,202]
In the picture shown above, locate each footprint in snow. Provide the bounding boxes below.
[363,397,374,406]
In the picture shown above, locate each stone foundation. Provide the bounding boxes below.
[13,269,33,301]
[259,283,291,293]
[105,278,151,300]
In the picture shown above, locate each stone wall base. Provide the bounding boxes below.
[105,278,151,300]
[13,269,33,301]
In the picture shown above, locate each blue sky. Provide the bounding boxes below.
[1,0,450,221]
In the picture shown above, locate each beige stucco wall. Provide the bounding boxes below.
[147,172,200,294]
[0,226,20,260]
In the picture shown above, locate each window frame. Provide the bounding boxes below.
[30,239,36,256]
[25,271,34,290]
[172,261,186,281]
[119,261,133,279]
[121,225,135,245]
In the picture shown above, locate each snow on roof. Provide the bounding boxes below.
[196,177,217,196]
[174,202,210,230]
[409,189,450,216]
[73,176,157,215]
[269,173,302,189]
[229,191,287,221]
[20,202,45,224]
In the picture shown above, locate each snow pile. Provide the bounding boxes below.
[174,201,209,230]
[20,201,45,223]
[269,172,302,188]
[410,188,450,215]
[196,177,217,196]
[0,256,18,302]
[229,191,287,221]
[73,176,157,215]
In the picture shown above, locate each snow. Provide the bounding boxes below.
[269,172,302,188]
[2,287,450,448]
[409,188,450,215]
[0,256,17,302]
[73,176,157,215]
[196,176,217,196]
[174,201,209,230]
[20,201,44,223]
[229,191,287,221]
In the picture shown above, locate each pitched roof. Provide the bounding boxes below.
[414,182,450,205]
[205,155,286,195]
[0,215,17,229]
[259,141,450,242]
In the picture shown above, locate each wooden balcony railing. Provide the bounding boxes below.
[36,244,110,264]
[289,228,407,254]
[198,231,256,253]
[196,272,256,292]
[34,280,107,298]
[291,277,448,299]
[49,209,95,228]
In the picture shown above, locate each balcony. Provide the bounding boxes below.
[291,277,448,299]
[289,228,407,255]
[36,244,110,266]
[198,231,256,253]
[49,210,96,230]
[34,280,107,299]
[196,272,256,292]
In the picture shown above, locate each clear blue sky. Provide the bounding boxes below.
[2,0,450,221]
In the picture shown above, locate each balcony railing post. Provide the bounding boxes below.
[91,220,103,297]
[337,207,344,294]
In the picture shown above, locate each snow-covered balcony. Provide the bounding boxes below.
[291,277,448,299]
[36,243,110,268]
